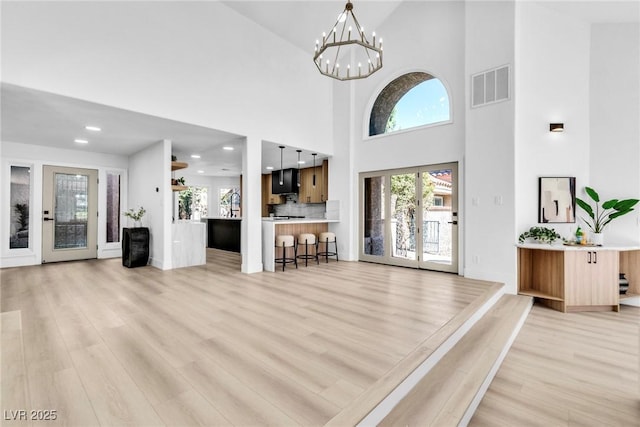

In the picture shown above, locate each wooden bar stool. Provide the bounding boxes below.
[296,233,319,267]
[275,235,297,271]
[317,232,338,263]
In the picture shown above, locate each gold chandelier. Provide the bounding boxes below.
[313,2,383,81]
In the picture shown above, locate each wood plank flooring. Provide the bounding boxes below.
[470,303,640,426]
[1,250,491,426]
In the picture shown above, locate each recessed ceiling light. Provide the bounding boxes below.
[85,125,101,132]
[223,146,234,151]
[191,154,201,159]
[74,139,89,144]
[221,168,230,171]
[297,160,306,164]
[197,170,204,174]
[266,166,274,170]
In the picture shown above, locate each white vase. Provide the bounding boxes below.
[592,232,604,246]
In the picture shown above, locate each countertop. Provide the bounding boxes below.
[262,218,339,224]
[517,243,640,251]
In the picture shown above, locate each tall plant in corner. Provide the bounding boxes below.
[575,187,639,235]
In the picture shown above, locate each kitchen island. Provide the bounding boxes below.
[172,221,206,268]
[262,218,339,272]
[205,218,241,252]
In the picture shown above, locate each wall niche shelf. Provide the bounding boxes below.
[171,161,188,171]
[171,161,188,192]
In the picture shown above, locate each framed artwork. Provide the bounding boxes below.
[539,177,576,223]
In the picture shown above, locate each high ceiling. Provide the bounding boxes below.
[2,1,637,177]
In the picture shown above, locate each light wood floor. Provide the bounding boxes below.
[1,250,492,426]
[470,303,640,426]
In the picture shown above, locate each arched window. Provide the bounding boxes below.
[369,72,450,136]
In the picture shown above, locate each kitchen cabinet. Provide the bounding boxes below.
[298,160,329,203]
[518,246,619,312]
[262,174,283,216]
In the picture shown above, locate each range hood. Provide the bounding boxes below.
[272,168,299,194]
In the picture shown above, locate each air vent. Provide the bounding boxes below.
[471,65,510,108]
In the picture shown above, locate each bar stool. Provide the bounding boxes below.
[296,233,319,267]
[317,232,338,263]
[275,235,297,271]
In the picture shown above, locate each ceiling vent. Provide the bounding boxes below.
[471,65,510,108]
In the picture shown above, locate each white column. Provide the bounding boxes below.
[241,135,263,273]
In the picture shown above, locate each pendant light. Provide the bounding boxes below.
[313,2,383,81]
[296,150,302,187]
[312,153,317,187]
[279,145,285,185]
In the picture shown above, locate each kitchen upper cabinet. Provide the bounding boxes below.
[262,174,283,216]
[298,160,329,203]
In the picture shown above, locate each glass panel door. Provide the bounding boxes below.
[360,163,458,273]
[42,166,98,263]
[390,172,417,261]
[420,164,458,272]
[362,175,385,258]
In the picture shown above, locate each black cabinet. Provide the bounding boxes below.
[122,227,149,268]
[207,219,241,252]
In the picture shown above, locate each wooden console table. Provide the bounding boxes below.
[517,244,640,312]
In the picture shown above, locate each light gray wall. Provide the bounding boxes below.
[589,23,640,245]
[128,140,171,269]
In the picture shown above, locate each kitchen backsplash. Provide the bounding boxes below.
[272,200,326,219]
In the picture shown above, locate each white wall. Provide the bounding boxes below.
[515,2,591,246]
[0,141,128,267]
[128,140,171,269]
[465,1,516,289]
[1,1,334,156]
[589,23,640,245]
[354,1,466,173]
[335,1,466,262]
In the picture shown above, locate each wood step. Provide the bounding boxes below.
[372,294,532,427]
[325,282,506,427]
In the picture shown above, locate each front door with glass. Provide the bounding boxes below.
[42,166,98,263]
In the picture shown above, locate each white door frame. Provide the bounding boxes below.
[42,165,98,263]
[359,162,459,273]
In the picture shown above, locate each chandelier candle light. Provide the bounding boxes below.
[314,2,383,81]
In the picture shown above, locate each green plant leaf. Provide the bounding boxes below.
[585,187,599,202]
[608,208,635,219]
[575,198,594,218]
[613,199,639,211]
[601,199,618,209]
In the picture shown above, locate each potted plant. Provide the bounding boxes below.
[575,187,639,245]
[518,226,562,244]
[123,206,146,228]
[121,206,149,268]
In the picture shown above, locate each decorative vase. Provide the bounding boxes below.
[592,232,604,246]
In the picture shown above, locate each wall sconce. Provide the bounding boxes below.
[550,123,564,132]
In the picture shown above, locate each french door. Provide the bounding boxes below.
[360,162,458,273]
[42,166,98,263]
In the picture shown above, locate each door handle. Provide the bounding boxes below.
[593,251,597,264]
[43,217,55,222]
[448,221,458,225]
[587,251,592,264]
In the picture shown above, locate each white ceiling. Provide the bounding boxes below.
[222,1,404,52]
[1,84,327,176]
[2,1,637,178]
